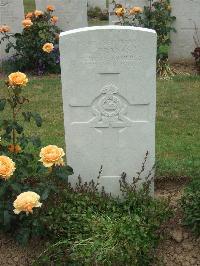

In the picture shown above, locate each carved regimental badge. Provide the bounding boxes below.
[90,84,131,128]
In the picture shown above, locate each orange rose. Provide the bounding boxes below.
[8,144,22,154]
[115,7,125,17]
[13,191,42,215]
[0,25,11,33]
[39,145,65,167]
[34,10,44,17]
[8,71,28,87]
[51,16,58,24]
[0,155,16,180]
[129,6,143,15]
[25,12,33,19]
[47,5,55,12]
[42,43,54,53]
[22,19,33,28]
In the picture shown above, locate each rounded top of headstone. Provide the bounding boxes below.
[60,25,157,38]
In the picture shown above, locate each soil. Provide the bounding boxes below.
[0,235,43,265]
[0,178,199,266]
[154,178,200,266]
[172,62,199,75]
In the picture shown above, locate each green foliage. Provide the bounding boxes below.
[0,9,60,74]
[0,75,73,245]
[88,6,109,21]
[181,178,200,236]
[113,0,176,77]
[143,0,176,59]
[35,160,171,265]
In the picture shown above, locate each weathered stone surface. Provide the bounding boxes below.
[169,0,200,62]
[35,0,88,31]
[0,0,24,62]
[60,26,156,196]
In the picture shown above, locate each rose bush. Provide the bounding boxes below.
[0,6,61,75]
[0,72,73,244]
[112,0,176,77]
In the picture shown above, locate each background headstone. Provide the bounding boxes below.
[169,0,200,62]
[109,0,200,62]
[60,26,156,196]
[88,0,107,10]
[0,0,24,62]
[35,0,88,31]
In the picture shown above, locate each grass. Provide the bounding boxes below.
[156,76,200,178]
[0,75,199,179]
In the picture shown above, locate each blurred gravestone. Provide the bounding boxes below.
[35,0,88,31]
[88,0,107,10]
[60,26,156,196]
[0,0,24,62]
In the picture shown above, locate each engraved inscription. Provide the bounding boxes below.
[72,40,141,66]
[0,0,8,7]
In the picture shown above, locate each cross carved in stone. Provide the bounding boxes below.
[70,83,150,131]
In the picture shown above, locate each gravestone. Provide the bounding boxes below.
[60,26,156,196]
[109,0,147,25]
[88,0,107,10]
[0,0,24,62]
[35,0,88,31]
[169,0,200,62]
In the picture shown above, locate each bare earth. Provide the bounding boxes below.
[0,178,199,266]
[154,178,200,266]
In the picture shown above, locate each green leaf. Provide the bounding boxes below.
[13,122,23,134]
[32,113,42,127]
[54,165,74,181]
[0,99,6,111]
[3,210,11,227]
[10,183,22,194]
[22,111,32,122]
[41,188,50,200]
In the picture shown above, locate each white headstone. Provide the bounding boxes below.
[60,26,156,196]
[35,0,88,31]
[0,0,24,62]
[88,0,107,10]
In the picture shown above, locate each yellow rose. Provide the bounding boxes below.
[13,191,42,215]
[8,71,28,87]
[51,16,58,24]
[115,7,125,17]
[0,25,11,33]
[22,19,33,28]
[42,43,54,53]
[47,5,55,12]
[39,145,65,167]
[129,6,143,15]
[0,155,16,180]
[34,10,44,17]
[8,144,22,154]
[25,12,33,19]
